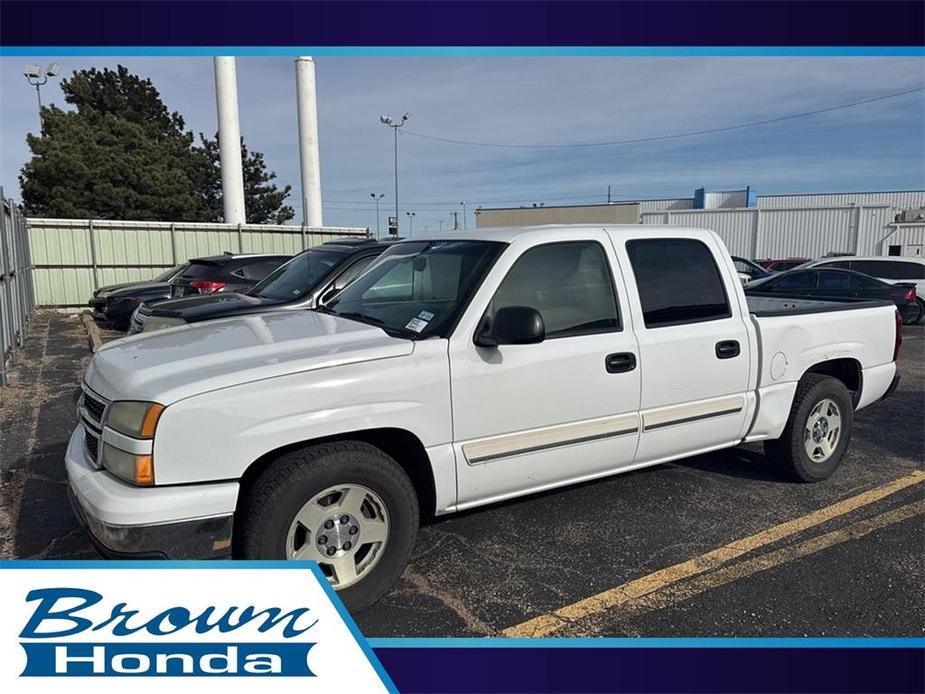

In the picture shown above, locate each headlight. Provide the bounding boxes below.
[101,443,154,486]
[106,401,164,439]
[142,316,186,333]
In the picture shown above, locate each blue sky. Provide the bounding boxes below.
[1,56,923,233]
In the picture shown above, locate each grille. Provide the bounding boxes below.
[83,392,106,423]
[84,430,100,462]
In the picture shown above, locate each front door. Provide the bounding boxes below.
[449,234,641,510]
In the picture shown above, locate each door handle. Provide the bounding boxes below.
[605,352,636,373]
[715,340,741,359]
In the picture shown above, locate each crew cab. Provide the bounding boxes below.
[67,225,902,611]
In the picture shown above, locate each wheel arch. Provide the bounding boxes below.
[235,427,438,525]
[801,357,863,407]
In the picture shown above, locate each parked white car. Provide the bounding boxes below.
[68,225,903,611]
[798,256,925,324]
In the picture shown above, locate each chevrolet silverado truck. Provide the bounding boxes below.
[68,225,902,611]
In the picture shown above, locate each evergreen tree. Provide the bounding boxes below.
[19,65,293,224]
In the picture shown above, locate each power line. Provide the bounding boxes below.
[399,86,925,150]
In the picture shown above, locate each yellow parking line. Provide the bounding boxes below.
[589,499,925,628]
[503,470,925,637]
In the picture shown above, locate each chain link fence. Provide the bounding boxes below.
[0,189,35,385]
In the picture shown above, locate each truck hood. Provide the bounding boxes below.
[84,311,414,404]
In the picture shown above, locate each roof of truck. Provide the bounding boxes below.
[404,224,704,244]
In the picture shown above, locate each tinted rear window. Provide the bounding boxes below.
[626,238,730,328]
[180,261,222,279]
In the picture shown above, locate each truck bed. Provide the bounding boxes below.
[746,292,894,317]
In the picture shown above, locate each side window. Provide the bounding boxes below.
[490,242,620,338]
[772,271,814,291]
[240,259,285,281]
[330,256,375,293]
[823,260,851,270]
[817,271,851,289]
[854,260,925,280]
[626,238,730,328]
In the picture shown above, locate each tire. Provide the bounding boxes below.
[239,441,419,612]
[764,374,854,483]
[901,298,924,326]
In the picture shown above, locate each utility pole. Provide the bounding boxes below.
[370,192,385,239]
[380,113,411,234]
[213,57,246,225]
[607,184,612,204]
[406,211,416,237]
[452,211,459,230]
[295,56,323,227]
[438,220,444,232]
[459,201,467,229]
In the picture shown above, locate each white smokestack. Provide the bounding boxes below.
[295,56,323,227]
[213,57,246,225]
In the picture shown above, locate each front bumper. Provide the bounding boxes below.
[65,425,238,559]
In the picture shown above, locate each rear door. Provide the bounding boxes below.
[619,232,752,464]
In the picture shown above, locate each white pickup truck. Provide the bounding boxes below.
[67,225,902,610]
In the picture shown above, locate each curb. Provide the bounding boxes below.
[80,311,103,353]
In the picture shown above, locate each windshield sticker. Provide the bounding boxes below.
[405,317,430,333]
[417,310,435,321]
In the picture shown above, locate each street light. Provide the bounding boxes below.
[379,112,411,234]
[23,63,61,125]
[459,201,467,229]
[369,192,385,239]
[405,211,416,237]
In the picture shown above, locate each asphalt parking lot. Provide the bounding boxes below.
[1,311,922,637]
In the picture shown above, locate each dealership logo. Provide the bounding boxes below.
[0,563,394,692]
[19,587,316,676]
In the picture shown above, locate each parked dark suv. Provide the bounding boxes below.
[167,252,291,299]
[89,263,188,330]
[129,238,390,334]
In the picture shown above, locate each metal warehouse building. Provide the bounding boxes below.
[476,188,925,260]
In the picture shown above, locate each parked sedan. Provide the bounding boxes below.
[745,267,918,322]
[88,263,188,330]
[797,256,925,324]
[129,238,389,334]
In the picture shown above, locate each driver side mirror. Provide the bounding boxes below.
[475,306,545,348]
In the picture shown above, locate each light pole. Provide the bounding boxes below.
[406,211,416,237]
[379,112,411,234]
[23,63,60,126]
[438,219,445,232]
[459,201,467,229]
[370,192,385,239]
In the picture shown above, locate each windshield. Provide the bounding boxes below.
[249,249,348,301]
[325,240,504,339]
[154,264,188,282]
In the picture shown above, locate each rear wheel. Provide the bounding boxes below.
[239,441,419,612]
[900,298,924,326]
[764,374,854,482]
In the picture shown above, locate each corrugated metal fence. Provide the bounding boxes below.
[641,204,904,259]
[0,189,35,385]
[27,218,368,308]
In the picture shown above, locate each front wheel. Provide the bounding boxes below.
[239,441,419,612]
[764,374,854,482]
